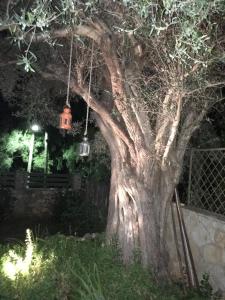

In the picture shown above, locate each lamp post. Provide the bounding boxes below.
[27,124,40,173]
[44,131,48,174]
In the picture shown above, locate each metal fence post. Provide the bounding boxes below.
[187,149,194,206]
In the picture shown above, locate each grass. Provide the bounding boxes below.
[0,232,212,300]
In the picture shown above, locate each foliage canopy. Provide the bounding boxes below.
[1,0,225,72]
[0,129,52,171]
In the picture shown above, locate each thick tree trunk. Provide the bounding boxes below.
[105,141,180,277]
[95,114,183,277]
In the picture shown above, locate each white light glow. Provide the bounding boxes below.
[31,124,40,132]
[2,229,34,280]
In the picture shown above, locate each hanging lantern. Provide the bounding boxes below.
[79,136,90,157]
[59,105,72,130]
[59,33,74,132]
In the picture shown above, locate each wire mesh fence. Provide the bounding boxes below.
[188,148,225,216]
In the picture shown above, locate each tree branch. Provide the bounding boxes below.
[155,86,174,138]
[125,72,154,149]
[89,21,147,149]
[176,104,208,163]
[0,60,17,67]
[186,81,225,95]
[162,94,182,168]
[74,85,136,160]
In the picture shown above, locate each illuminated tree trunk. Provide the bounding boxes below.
[107,169,172,275]
[97,116,181,276]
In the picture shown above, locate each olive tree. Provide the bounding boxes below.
[1,0,225,277]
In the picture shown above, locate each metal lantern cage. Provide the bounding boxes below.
[79,136,90,157]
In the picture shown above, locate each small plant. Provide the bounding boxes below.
[199,273,222,299]
[199,273,213,297]
[2,229,34,280]
[75,263,105,300]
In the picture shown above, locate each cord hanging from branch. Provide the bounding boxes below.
[84,40,94,136]
[79,40,94,157]
[66,32,74,108]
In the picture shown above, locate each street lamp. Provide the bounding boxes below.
[44,131,48,174]
[27,124,49,174]
[27,124,40,173]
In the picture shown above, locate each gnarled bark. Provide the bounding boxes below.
[96,114,182,277]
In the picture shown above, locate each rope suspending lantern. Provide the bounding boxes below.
[79,40,94,157]
[59,33,74,131]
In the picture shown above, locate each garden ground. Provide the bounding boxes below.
[0,232,214,300]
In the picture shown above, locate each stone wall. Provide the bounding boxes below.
[167,205,225,294]
[13,189,58,217]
